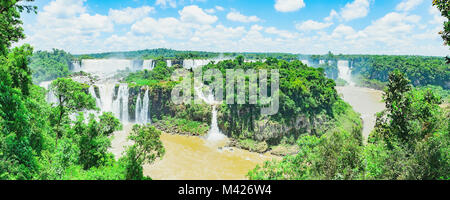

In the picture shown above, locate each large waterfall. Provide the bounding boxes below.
[40,81,58,104]
[135,89,151,124]
[112,84,130,124]
[206,105,226,141]
[195,83,227,142]
[182,58,228,70]
[44,58,231,138]
[338,60,355,86]
[301,60,310,66]
[143,60,155,70]
[76,59,134,76]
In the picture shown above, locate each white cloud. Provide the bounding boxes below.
[22,0,114,53]
[179,5,218,24]
[205,8,215,14]
[274,0,305,12]
[42,0,86,18]
[109,6,154,24]
[155,0,177,8]
[396,0,424,12]
[325,9,338,21]
[226,11,261,23]
[19,0,449,56]
[429,5,446,25]
[331,24,357,39]
[353,12,421,45]
[296,20,333,31]
[265,27,296,39]
[340,0,371,21]
[131,17,193,39]
[215,6,225,11]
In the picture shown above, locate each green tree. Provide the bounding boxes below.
[0,0,38,180]
[123,125,165,180]
[367,71,448,179]
[433,0,450,46]
[433,0,448,63]
[0,0,36,54]
[77,113,121,170]
[50,78,96,148]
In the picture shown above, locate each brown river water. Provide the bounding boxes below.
[110,125,277,180]
[109,86,384,180]
[336,86,385,141]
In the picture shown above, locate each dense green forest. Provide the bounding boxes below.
[308,54,449,89]
[29,49,74,84]
[78,48,299,61]
[248,71,449,180]
[0,0,448,180]
[0,0,164,180]
[124,56,362,154]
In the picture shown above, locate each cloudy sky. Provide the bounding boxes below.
[18,0,449,56]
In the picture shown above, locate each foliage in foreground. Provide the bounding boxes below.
[0,1,165,180]
[249,71,449,180]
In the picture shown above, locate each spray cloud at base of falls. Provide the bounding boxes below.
[44,58,278,141]
[337,60,355,86]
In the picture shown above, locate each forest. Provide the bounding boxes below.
[0,0,449,180]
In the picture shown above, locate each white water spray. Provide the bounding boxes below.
[135,89,150,124]
[206,105,226,142]
[338,60,355,86]
[112,84,130,124]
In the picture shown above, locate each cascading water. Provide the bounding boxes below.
[78,59,135,79]
[135,92,141,123]
[206,105,226,141]
[40,81,58,104]
[183,59,216,70]
[143,60,155,70]
[71,60,82,72]
[112,84,130,124]
[135,89,151,124]
[301,60,310,66]
[337,60,355,86]
[42,58,230,128]
[89,86,102,108]
[195,84,226,142]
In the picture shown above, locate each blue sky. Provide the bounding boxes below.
[18,0,449,56]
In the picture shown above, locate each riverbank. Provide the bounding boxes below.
[108,124,280,180]
[143,133,279,180]
[336,86,384,141]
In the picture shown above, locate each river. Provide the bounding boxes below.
[336,60,385,142]
[143,134,277,180]
[52,59,385,179]
[336,86,385,141]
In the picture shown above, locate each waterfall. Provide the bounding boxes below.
[143,60,154,70]
[135,89,151,124]
[112,84,130,124]
[206,105,226,142]
[338,60,355,86]
[195,83,226,141]
[78,59,134,76]
[301,60,309,66]
[40,81,58,104]
[167,60,172,67]
[135,92,141,123]
[141,90,150,124]
[183,59,210,70]
[89,86,102,108]
[71,60,82,72]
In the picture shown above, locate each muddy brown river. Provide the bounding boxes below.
[336,86,385,141]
